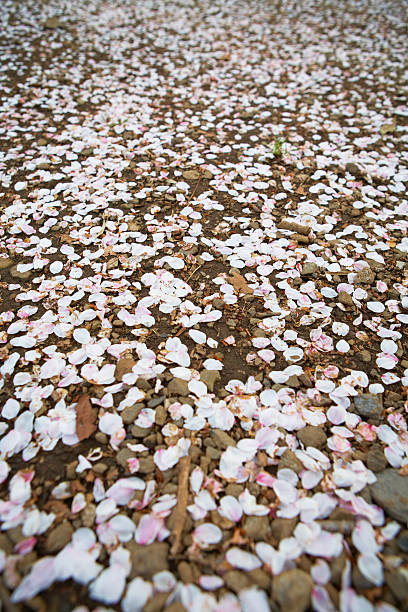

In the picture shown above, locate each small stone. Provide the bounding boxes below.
[302,262,318,276]
[365,446,387,473]
[0,257,13,269]
[248,568,270,589]
[360,350,371,363]
[155,405,167,426]
[244,516,271,541]
[81,504,96,528]
[9,265,31,280]
[165,603,187,612]
[115,357,136,381]
[95,432,108,444]
[200,370,221,392]
[338,290,353,306]
[138,457,155,474]
[354,394,383,418]
[121,405,140,425]
[131,425,151,438]
[271,518,297,541]
[278,449,303,474]
[385,568,408,602]
[116,448,134,469]
[273,569,313,612]
[127,541,169,579]
[143,592,169,612]
[211,429,235,450]
[224,570,252,593]
[345,162,363,177]
[168,378,189,397]
[44,16,62,29]
[45,522,73,553]
[286,375,300,389]
[352,565,375,591]
[397,530,408,553]
[370,469,408,523]
[183,169,201,180]
[206,446,220,460]
[354,267,375,285]
[92,462,108,474]
[148,395,165,408]
[178,561,194,583]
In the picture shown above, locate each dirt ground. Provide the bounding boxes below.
[0,0,407,610]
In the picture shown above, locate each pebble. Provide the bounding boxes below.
[301,262,318,276]
[360,349,371,362]
[116,448,134,469]
[354,267,375,284]
[397,530,408,553]
[9,265,31,280]
[224,570,253,593]
[0,257,13,269]
[138,456,155,474]
[273,569,313,612]
[44,521,73,553]
[338,290,354,306]
[370,469,408,522]
[167,378,189,396]
[200,370,221,392]
[81,504,96,528]
[365,445,387,473]
[244,516,271,541]
[211,429,235,450]
[271,517,297,542]
[296,426,327,449]
[155,404,167,425]
[121,405,140,424]
[148,395,166,408]
[385,568,408,602]
[127,541,169,579]
[278,449,303,474]
[353,393,383,418]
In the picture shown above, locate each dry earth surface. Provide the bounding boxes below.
[0,0,408,610]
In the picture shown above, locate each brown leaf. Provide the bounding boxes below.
[228,270,253,295]
[75,394,96,442]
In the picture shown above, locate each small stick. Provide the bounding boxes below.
[186,264,203,283]
[170,454,191,557]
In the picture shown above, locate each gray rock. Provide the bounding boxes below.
[116,448,134,469]
[9,265,31,280]
[302,262,318,276]
[127,541,169,579]
[167,378,189,397]
[296,426,327,449]
[148,395,165,408]
[397,530,408,553]
[138,457,155,474]
[385,568,408,602]
[273,569,313,612]
[211,429,235,450]
[365,446,387,473]
[278,449,303,474]
[271,517,298,541]
[244,516,271,541]
[200,370,221,392]
[121,405,140,425]
[354,394,383,419]
[45,521,73,553]
[224,570,252,593]
[0,257,13,270]
[155,404,167,426]
[354,268,375,285]
[370,469,408,523]
[338,290,353,306]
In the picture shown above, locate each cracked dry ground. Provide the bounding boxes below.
[0,0,408,610]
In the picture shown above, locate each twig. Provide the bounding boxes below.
[186,264,203,283]
[186,173,203,205]
[170,454,191,557]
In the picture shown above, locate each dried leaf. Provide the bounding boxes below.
[228,270,253,295]
[75,394,96,442]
